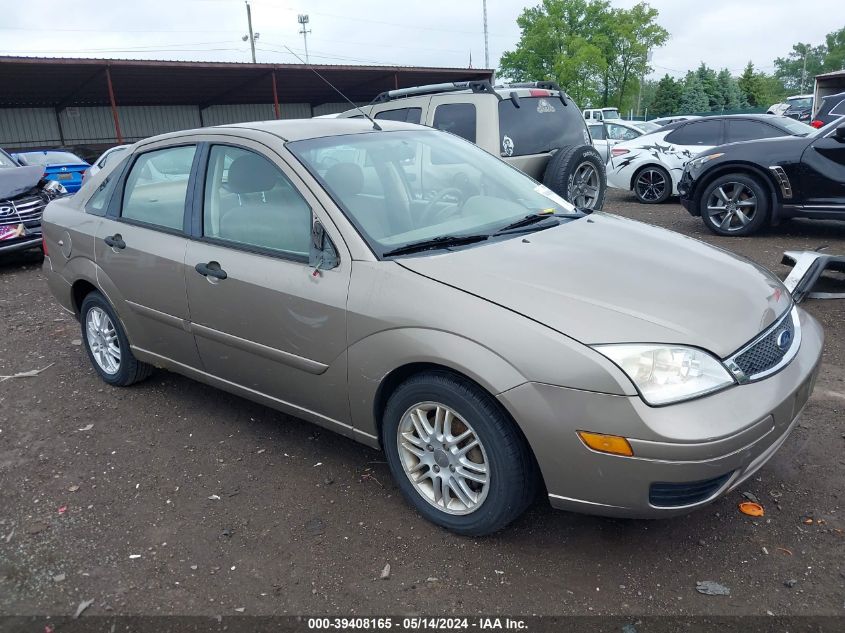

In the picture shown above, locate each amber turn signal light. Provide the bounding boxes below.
[577,431,634,456]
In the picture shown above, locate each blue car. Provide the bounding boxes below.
[13,150,90,193]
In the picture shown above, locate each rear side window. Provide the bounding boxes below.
[664,120,723,146]
[374,108,422,124]
[830,99,845,116]
[588,124,606,140]
[86,173,119,216]
[499,96,588,157]
[606,123,639,141]
[432,103,476,143]
[121,145,196,231]
[725,120,783,143]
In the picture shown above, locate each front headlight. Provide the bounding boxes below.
[43,180,67,196]
[593,344,734,406]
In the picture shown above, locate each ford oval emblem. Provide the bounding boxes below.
[776,329,792,351]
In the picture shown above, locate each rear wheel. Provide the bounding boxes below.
[699,173,769,236]
[633,165,672,204]
[382,371,537,536]
[542,144,607,210]
[80,291,153,386]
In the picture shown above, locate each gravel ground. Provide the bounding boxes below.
[0,189,844,617]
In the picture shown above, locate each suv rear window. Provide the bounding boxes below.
[498,96,588,157]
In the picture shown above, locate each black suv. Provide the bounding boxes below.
[811,91,845,129]
[678,116,845,235]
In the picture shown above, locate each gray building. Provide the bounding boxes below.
[0,56,492,154]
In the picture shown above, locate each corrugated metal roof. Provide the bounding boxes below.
[0,56,493,108]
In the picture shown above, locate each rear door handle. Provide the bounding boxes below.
[104,234,126,250]
[195,261,228,280]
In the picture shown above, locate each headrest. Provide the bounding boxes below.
[227,154,279,194]
[324,162,364,197]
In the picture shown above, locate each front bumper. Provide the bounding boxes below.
[497,308,824,518]
[677,168,695,213]
[0,232,42,254]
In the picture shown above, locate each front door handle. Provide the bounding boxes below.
[104,234,126,250]
[195,261,228,280]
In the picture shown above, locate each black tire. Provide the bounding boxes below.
[381,371,537,536]
[79,291,153,386]
[542,144,607,211]
[632,164,672,204]
[699,173,770,237]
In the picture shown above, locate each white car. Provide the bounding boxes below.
[83,144,130,183]
[583,107,621,122]
[588,120,661,163]
[606,115,811,204]
[648,115,701,128]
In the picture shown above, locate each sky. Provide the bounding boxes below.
[1,0,843,79]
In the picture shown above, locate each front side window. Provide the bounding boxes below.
[665,120,723,146]
[432,103,476,143]
[288,130,578,257]
[121,145,196,231]
[203,145,311,257]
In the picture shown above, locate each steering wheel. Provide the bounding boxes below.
[419,187,466,225]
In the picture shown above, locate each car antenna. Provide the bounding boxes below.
[282,44,382,131]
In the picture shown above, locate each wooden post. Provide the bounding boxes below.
[271,71,281,119]
[105,65,123,144]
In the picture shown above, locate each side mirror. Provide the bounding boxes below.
[309,220,339,272]
[834,124,845,141]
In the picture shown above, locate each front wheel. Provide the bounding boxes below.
[699,173,769,236]
[633,165,672,204]
[382,372,537,536]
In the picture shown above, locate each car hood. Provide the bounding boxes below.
[0,165,44,199]
[398,213,790,358]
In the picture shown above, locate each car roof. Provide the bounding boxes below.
[822,91,845,101]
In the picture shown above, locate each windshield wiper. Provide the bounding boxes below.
[493,211,585,235]
[382,234,490,257]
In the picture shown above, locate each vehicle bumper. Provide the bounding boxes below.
[0,233,42,254]
[497,308,824,518]
[677,169,695,214]
[605,165,629,191]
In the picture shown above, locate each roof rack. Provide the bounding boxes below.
[370,80,499,104]
[495,81,563,92]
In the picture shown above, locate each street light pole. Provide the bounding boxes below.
[298,14,311,64]
[245,1,256,63]
[482,0,489,69]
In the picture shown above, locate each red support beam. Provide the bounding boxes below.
[105,66,123,144]
[271,70,281,119]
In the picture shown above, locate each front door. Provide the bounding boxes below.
[801,128,845,210]
[95,143,202,369]
[184,142,352,427]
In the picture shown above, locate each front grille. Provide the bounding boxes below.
[0,194,47,227]
[733,310,796,378]
[649,472,732,508]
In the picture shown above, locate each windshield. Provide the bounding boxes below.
[787,96,812,110]
[776,117,816,136]
[498,95,589,157]
[0,149,17,168]
[631,121,660,133]
[288,130,577,257]
[19,151,85,166]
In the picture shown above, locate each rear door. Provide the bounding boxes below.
[724,119,787,144]
[96,142,202,368]
[800,125,845,210]
[183,139,353,427]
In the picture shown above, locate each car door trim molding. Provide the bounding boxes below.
[191,322,328,375]
[126,300,191,332]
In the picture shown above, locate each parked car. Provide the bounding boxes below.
[583,107,621,122]
[783,94,813,123]
[0,148,67,254]
[766,102,790,116]
[809,91,845,129]
[42,118,823,535]
[339,81,607,210]
[588,120,661,163]
[678,116,845,235]
[649,115,702,127]
[14,150,90,193]
[84,144,130,183]
[607,115,814,204]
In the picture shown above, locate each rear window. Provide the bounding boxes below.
[498,96,588,157]
[20,151,85,166]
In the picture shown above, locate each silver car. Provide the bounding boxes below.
[41,119,823,535]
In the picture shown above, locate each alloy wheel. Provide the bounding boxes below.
[635,168,667,202]
[570,162,601,209]
[706,182,757,232]
[86,306,121,374]
[396,402,489,515]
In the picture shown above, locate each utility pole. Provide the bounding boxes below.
[244,1,257,63]
[800,48,808,93]
[482,0,489,69]
[298,14,311,64]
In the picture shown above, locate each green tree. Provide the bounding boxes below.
[775,42,827,93]
[822,26,845,72]
[738,61,785,108]
[716,68,746,111]
[649,74,681,116]
[679,72,709,113]
[694,63,720,110]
